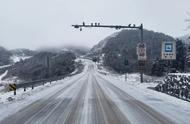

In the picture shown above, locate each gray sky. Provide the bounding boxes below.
[0,0,190,50]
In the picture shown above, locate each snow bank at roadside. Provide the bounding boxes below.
[93,61,190,124]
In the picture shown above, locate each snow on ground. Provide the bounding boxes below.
[97,72,190,124]
[1,59,189,123]
[0,65,11,69]
[97,63,163,89]
[0,70,8,82]
[93,62,190,124]
[10,55,31,63]
[0,71,85,121]
[111,73,163,89]
[0,59,91,121]
[71,68,78,75]
[0,70,9,90]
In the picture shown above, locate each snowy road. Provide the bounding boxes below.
[0,63,177,124]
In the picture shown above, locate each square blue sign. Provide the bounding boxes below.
[165,43,173,52]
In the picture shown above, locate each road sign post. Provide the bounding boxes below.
[161,41,176,60]
[161,41,176,73]
[137,42,147,61]
[137,42,146,83]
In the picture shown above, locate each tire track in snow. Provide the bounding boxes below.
[97,74,176,124]
[91,75,131,124]
[0,73,86,124]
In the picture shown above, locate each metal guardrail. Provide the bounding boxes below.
[8,73,77,95]
[18,74,76,89]
[6,63,84,95]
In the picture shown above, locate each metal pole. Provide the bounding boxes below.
[140,23,144,83]
[14,90,16,95]
[140,24,143,43]
[168,60,171,74]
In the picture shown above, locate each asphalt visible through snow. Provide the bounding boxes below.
[0,63,176,124]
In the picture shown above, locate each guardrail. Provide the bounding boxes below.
[5,63,84,95]
[8,73,77,95]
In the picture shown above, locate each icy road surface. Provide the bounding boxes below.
[0,62,183,124]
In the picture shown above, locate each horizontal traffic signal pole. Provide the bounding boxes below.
[72,22,144,83]
[72,23,143,30]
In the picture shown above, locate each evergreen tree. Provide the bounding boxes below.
[185,42,190,68]
[151,58,164,76]
[175,39,186,72]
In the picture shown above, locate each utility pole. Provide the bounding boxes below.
[72,22,145,83]
[139,24,144,83]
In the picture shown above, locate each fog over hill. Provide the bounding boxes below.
[0,46,12,66]
[179,34,190,44]
[37,45,90,56]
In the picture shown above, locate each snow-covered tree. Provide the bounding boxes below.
[174,39,186,72]
[151,58,164,76]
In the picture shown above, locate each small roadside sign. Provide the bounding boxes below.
[161,41,176,60]
[9,84,16,91]
[137,42,147,61]
[9,84,16,95]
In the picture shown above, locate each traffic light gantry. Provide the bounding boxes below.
[72,22,143,32]
[71,22,144,83]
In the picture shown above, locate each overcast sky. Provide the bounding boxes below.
[0,0,190,50]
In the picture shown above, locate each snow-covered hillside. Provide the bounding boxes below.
[10,55,31,63]
[90,32,119,54]
[10,49,35,63]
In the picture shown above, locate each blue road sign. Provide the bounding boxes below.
[161,41,176,60]
[165,43,173,52]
